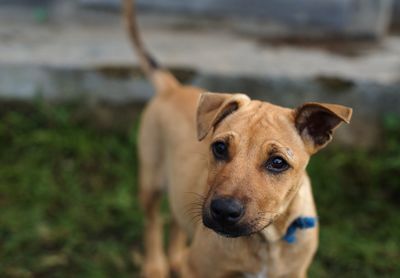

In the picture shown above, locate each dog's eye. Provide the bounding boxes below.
[211,141,229,160]
[265,156,289,173]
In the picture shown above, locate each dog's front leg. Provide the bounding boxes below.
[140,190,169,278]
[179,227,236,278]
[138,110,170,278]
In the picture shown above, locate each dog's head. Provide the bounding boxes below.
[196,92,352,237]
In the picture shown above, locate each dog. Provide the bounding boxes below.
[123,1,352,277]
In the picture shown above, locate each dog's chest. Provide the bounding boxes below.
[242,237,280,278]
[244,266,268,278]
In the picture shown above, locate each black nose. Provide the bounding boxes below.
[210,197,244,225]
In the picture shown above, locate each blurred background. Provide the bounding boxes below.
[0,0,399,277]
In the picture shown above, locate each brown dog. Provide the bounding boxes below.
[123,1,352,277]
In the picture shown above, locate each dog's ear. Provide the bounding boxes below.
[196,92,250,141]
[294,102,352,153]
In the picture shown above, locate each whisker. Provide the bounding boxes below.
[184,209,203,216]
[184,205,202,212]
[182,191,208,225]
[184,191,206,199]
[188,213,203,225]
[186,202,203,207]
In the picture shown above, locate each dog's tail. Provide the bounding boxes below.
[123,0,179,92]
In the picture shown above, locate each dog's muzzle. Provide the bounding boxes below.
[203,197,248,237]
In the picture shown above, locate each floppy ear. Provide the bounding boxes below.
[294,102,352,153]
[196,92,251,141]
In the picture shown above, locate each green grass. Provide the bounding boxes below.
[308,115,400,277]
[0,103,399,277]
[0,103,142,277]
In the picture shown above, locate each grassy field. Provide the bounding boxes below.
[0,102,399,277]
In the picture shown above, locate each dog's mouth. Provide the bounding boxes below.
[202,212,273,238]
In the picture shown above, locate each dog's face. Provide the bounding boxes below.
[196,92,352,237]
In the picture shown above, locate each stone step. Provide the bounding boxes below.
[1,63,399,147]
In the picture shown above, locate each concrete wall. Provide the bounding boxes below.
[1,0,394,37]
[393,0,400,26]
[80,0,394,38]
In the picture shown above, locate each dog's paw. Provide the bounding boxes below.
[142,258,169,278]
[168,250,187,277]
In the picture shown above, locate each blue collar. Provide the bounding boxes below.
[283,217,317,244]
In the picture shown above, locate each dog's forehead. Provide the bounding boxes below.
[216,100,305,153]
[225,100,295,132]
